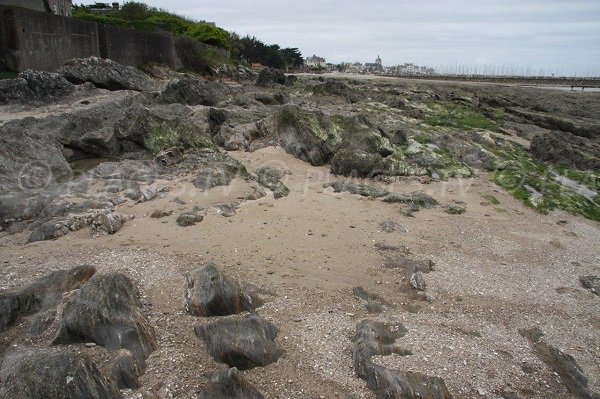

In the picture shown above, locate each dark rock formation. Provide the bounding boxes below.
[330,148,386,178]
[185,263,263,317]
[382,192,439,208]
[256,68,295,87]
[520,327,595,399]
[190,152,248,190]
[382,254,435,277]
[352,287,389,314]
[311,80,360,103]
[579,276,600,296]
[530,131,600,171]
[198,367,264,399]
[0,69,74,104]
[353,320,452,399]
[52,273,157,370]
[252,166,290,199]
[60,57,158,91]
[103,349,141,389]
[0,348,122,399]
[160,77,229,106]
[323,181,389,198]
[0,265,96,332]
[194,314,283,370]
[177,213,204,227]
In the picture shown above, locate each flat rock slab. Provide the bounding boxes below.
[194,314,283,370]
[0,265,96,332]
[520,327,595,398]
[185,263,264,317]
[52,272,157,369]
[353,320,452,399]
[0,348,122,399]
[198,367,264,399]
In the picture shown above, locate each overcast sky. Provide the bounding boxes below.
[82,0,600,75]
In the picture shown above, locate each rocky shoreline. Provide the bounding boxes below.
[0,58,599,398]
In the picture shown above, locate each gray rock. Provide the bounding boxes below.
[194,314,284,370]
[382,192,439,208]
[52,273,157,370]
[103,349,140,389]
[520,327,595,399]
[253,166,290,199]
[410,272,426,291]
[0,349,122,399]
[530,131,600,171]
[323,181,389,198]
[353,320,452,399]
[91,211,135,234]
[160,78,229,106]
[256,68,292,87]
[579,276,600,296]
[352,287,389,314]
[0,265,96,332]
[445,203,466,215]
[185,263,263,317]
[0,69,74,104]
[198,367,264,399]
[330,148,386,178]
[60,57,158,91]
[177,213,204,227]
[150,209,173,218]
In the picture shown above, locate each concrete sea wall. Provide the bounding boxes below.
[0,5,228,72]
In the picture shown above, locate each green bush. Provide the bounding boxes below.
[186,24,230,49]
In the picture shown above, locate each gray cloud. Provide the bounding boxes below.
[81,0,600,75]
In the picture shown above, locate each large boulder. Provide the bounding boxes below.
[59,57,158,91]
[52,273,157,369]
[0,349,122,399]
[256,68,294,87]
[0,69,74,104]
[185,263,263,317]
[159,77,229,106]
[194,314,284,370]
[0,265,96,332]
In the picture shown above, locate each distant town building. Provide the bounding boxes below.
[364,55,384,73]
[387,63,435,76]
[0,0,72,16]
[306,55,326,69]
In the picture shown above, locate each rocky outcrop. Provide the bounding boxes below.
[0,70,74,104]
[188,151,248,190]
[52,273,157,370]
[0,265,96,332]
[353,320,452,399]
[0,349,122,399]
[160,77,229,106]
[256,68,295,87]
[185,263,264,317]
[252,166,290,199]
[59,57,158,91]
[198,367,264,399]
[530,131,600,170]
[194,314,283,370]
[330,148,386,178]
